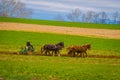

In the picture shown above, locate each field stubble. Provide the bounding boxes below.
[0,54,120,80]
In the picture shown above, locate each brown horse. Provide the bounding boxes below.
[67,44,91,57]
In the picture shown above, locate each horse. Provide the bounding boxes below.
[67,44,91,57]
[41,42,64,56]
[67,45,81,57]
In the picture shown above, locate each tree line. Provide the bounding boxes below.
[0,0,119,24]
[55,8,120,24]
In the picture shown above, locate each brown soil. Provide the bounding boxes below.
[0,51,120,59]
[0,22,120,39]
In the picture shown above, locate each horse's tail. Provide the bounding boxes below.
[66,46,74,51]
[66,47,70,51]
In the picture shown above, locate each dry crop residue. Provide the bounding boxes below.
[0,22,120,39]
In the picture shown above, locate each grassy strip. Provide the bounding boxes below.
[0,54,120,80]
[0,30,120,56]
[0,17,120,29]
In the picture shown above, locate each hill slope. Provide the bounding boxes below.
[0,22,120,39]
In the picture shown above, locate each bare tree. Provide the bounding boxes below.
[93,13,99,23]
[81,13,86,22]
[66,8,81,22]
[0,0,32,18]
[99,11,107,23]
[86,11,94,23]
[112,11,119,24]
[118,15,120,24]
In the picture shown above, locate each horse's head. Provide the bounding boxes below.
[56,42,64,48]
[84,44,91,50]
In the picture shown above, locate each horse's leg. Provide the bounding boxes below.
[68,50,73,57]
[76,52,78,56]
[83,52,87,58]
[45,50,48,56]
[67,51,71,56]
[73,52,75,57]
[48,51,50,55]
[80,52,84,58]
[53,50,60,56]
[40,47,43,54]
[41,50,45,55]
[57,50,61,56]
[85,52,87,57]
[52,51,56,56]
[77,52,80,57]
[79,53,82,57]
[82,52,85,58]
[51,51,54,56]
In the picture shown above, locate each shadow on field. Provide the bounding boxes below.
[0,51,120,59]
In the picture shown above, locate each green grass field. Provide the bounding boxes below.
[0,30,120,56]
[0,17,120,30]
[0,18,120,80]
[0,54,120,80]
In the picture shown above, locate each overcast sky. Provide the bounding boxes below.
[22,0,120,20]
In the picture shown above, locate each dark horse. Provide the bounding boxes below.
[67,44,91,57]
[41,42,64,56]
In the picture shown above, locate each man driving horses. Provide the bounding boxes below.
[26,42,34,52]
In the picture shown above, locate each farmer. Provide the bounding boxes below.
[26,42,34,52]
[19,42,34,55]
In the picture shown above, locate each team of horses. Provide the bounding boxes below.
[40,42,91,57]
[41,42,64,56]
